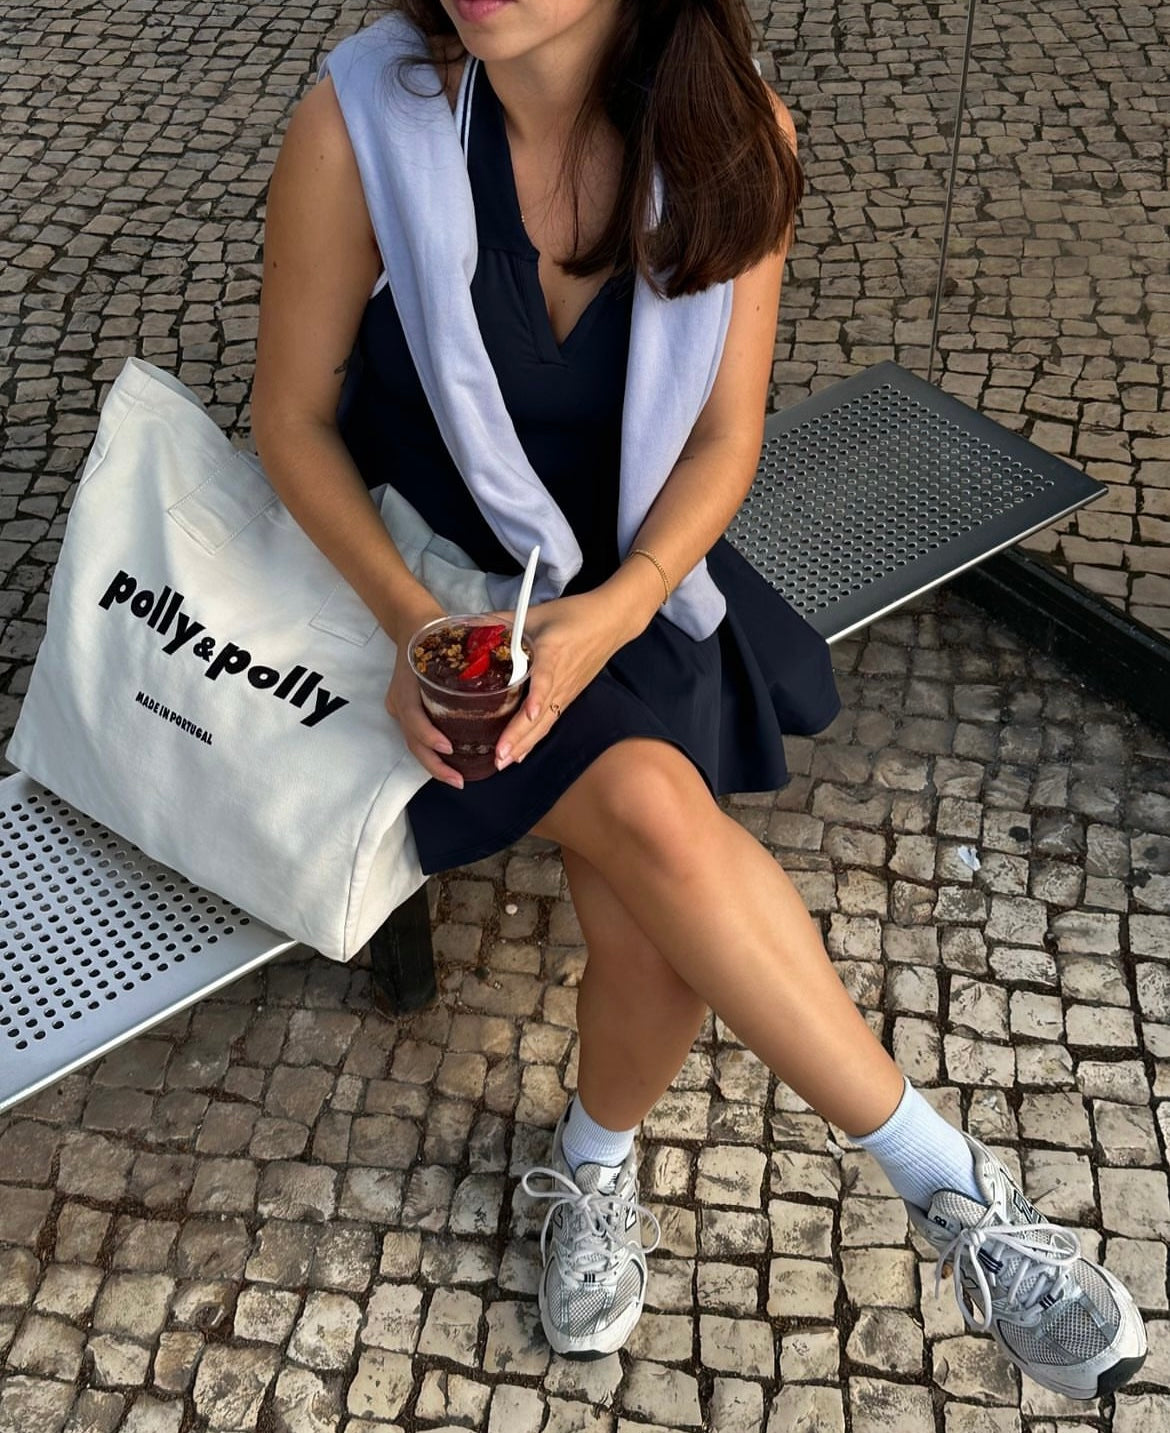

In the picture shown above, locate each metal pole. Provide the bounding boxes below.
[927,0,980,385]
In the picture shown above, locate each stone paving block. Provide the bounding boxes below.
[695,1207,759,1259]
[766,1385,844,1433]
[287,1291,362,1372]
[845,1308,923,1375]
[1096,1101,1162,1166]
[418,1287,482,1365]
[1017,1091,1092,1147]
[622,1361,703,1427]
[932,1334,1018,1404]
[544,1352,623,1405]
[483,1299,551,1376]
[695,1146,767,1208]
[488,1384,546,1433]
[840,1248,917,1309]
[361,1283,423,1353]
[942,1408,1021,1433]
[0,1377,74,1433]
[1099,1168,1170,1239]
[5,1313,85,1381]
[109,1219,179,1275]
[64,1389,126,1433]
[420,1235,498,1286]
[271,1367,339,1433]
[766,1258,838,1319]
[627,1311,693,1365]
[848,1377,934,1433]
[1113,1395,1170,1433]
[91,1275,174,1342]
[34,1265,101,1323]
[708,1378,764,1433]
[699,1314,773,1378]
[695,1262,757,1316]
[838,1195,907,1248]
[944,1035,1016,1086]
[778,1327,839,1383]
[1104,1238,1170,1313]
[768,1199,833,1258]
[87,1334,152,1388]
[229,1289,301,1341]
[346,1349,414,1422]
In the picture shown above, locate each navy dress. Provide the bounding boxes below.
[338,66,840,873]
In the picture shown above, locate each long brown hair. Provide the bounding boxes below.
[381,0,802,297]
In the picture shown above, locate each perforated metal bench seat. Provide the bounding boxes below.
[0,362,1102,1114]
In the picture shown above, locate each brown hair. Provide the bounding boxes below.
[382,0,802,297]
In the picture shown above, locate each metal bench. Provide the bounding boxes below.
[0,360,1101,1115]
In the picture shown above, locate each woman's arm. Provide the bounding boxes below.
[253,78,461,784]
[253,77,441,648]
[495,95,797,769]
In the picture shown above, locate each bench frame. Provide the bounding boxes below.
[1,361,1103,1115]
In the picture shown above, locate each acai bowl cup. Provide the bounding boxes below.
[408,614,532,782]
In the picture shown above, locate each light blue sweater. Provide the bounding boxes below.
[321,14,735,639]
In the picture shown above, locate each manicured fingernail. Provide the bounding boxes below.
[437,740,453,755]
[527,706,539,722]
[497,742,511,761]
[447,774,464,790]
[495,756,512,772]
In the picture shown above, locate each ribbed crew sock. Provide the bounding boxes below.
[561,1095,638,1175]
[852,1078,984,1212]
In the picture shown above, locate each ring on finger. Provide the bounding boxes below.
[549,701,562,717]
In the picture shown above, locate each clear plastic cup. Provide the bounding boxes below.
[408,615,531,782]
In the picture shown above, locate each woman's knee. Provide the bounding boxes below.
[554,738,718,876]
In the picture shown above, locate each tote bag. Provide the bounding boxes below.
[9,357,492,960]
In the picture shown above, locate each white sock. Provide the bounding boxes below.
[852,1078,983,1211]
[561,1095,637,1173]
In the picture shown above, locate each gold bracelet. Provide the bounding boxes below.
[630,547,672,605]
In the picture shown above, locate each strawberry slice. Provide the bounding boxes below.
[465,623,506,656]
[458,648,492,682]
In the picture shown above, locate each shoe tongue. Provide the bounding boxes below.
[927,1187,991,1239]
[927,1187,1063,1308]
[574,1161,622,1196]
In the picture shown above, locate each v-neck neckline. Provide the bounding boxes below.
[470,61,622,360]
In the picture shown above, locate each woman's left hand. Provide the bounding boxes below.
[494,590,632,771]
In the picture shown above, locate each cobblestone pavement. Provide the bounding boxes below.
[766,0,1170,638]
[3,2,1170,1431]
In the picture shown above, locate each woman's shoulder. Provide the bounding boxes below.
[765,88,798,154]
[322,12,465,113]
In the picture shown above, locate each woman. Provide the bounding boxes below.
[251,0,1145,1394]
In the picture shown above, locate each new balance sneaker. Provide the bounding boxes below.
[907,1134,1146,1400]
[520,1107,660,1359]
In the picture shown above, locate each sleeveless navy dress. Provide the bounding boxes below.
[338,65,840,873]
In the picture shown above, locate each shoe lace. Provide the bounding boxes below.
[936,1216,1081,1333]
[520,1166,661,1278]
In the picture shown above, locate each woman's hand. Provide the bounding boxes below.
[385,603,467,790]
[494,588,642,771]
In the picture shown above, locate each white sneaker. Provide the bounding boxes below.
[908,1135,1147,1400]
[520,1107,659,1359]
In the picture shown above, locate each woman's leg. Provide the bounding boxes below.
[532,737,1146,1395]
[536,737,905,1136]
[561,847,708,1131]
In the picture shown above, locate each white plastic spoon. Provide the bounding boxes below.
[509,543,540,686]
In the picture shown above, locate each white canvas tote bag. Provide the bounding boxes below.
[9,357,492,960]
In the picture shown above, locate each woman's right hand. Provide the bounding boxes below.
[386,612,466,790]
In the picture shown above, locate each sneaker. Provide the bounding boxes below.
[520,1107,660,1359]
[907,1134,1146,1400]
